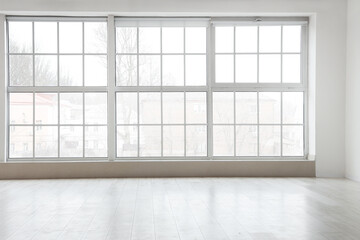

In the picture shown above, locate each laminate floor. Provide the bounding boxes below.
[0,178,360,240]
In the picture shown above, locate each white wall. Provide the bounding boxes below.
[0,0,347,177]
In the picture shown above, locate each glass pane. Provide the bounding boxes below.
[84,22,107,53]
[9,126,33,158]
[34,22,57,53]
[60,93,83,124]
[139,92,161,124]
[213,92,234,124]
[259,92,281,124]
[9,55,33,86]
[215,27,234,53]
[35,126,58,158]
[85,126,107,157]
[213,125,234,156]
[9,93,33,124]
[139,55,161,86]
[283,54,301,83]
[236,126,257,156]
[163,55,184,86]
[185,27,206,53]
[235,54,257,83]
[117,126,138,157]
[139,27,160,53]
[35,55,57,86]
[59,55,83,86]
[139,126,161,157]
[59,22,82,53]
[283,126,303,156]
[186,125,207,156]
[259,126,280,156]
[84,55,107,86]
[235,26,257,53]
[35,93,58,124]
[283,92,303,124]
[116,27,137,53]
[185,55,206,86]
[186,92,207,124]
[85,93,107,124]
[163,92,184,124]
[162,27,184,53]
[259,54,281,83]
[283,26,301,53]
[60,126,83,157]
[116,55,137,86]
[236,92,257,124]
[259,26,281,53]
[117,93,137,124]
[9,22,32,53]
[216,55,234,83]
[163,125,184,156]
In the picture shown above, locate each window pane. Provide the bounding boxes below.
[236,92,257,124]
[139,126,161,156]
[59,22,82,53]
[283,54,301,83]
[9,55,33,86]
[9,22,32,53]
[283,26,301,53]
[34,22,57,53]
[186,92,207,124]
[85,93,107,124]
[259,26,281,53]
[84,55,107,86]
[59,55,83,86]
[185,55,206,86]
[35,126,58,158]
[139,92,161,124]
[213,92,234,124]
[117,126,138,157]
[35,93,58,124]
[283,92,303,124]
[259,92,281,124]
[60,93,83,124]
[213,125,234,156]
[259,126,280,156]
[215,27,234,53]
[185,27,206,53]
[139,27,160,53]
[163,55,184,86]
[216,55,234,83]
[10,93,33,124]
[235,54,257,83]
[186,125,207,156]
[117,93,137,124]
[85,126,107,157]
[84,22,107,53]
[163,125,184,156]
[162,27,184,53]
[9,126,33,158]
[163,92,184,124]
[35,55,57,86]
[236,126,257,156]
[283,126,303,156]
[116,27,137,53]
[116,55,137,86]
[259,54,281,83]
[139,55,161,86]
[235,26,257,53]
[60,126,83,157]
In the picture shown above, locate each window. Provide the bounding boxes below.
[6,16,307,161]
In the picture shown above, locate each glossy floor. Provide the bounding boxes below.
[0,178,360,240]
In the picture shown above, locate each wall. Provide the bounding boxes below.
[0,0,347,178]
